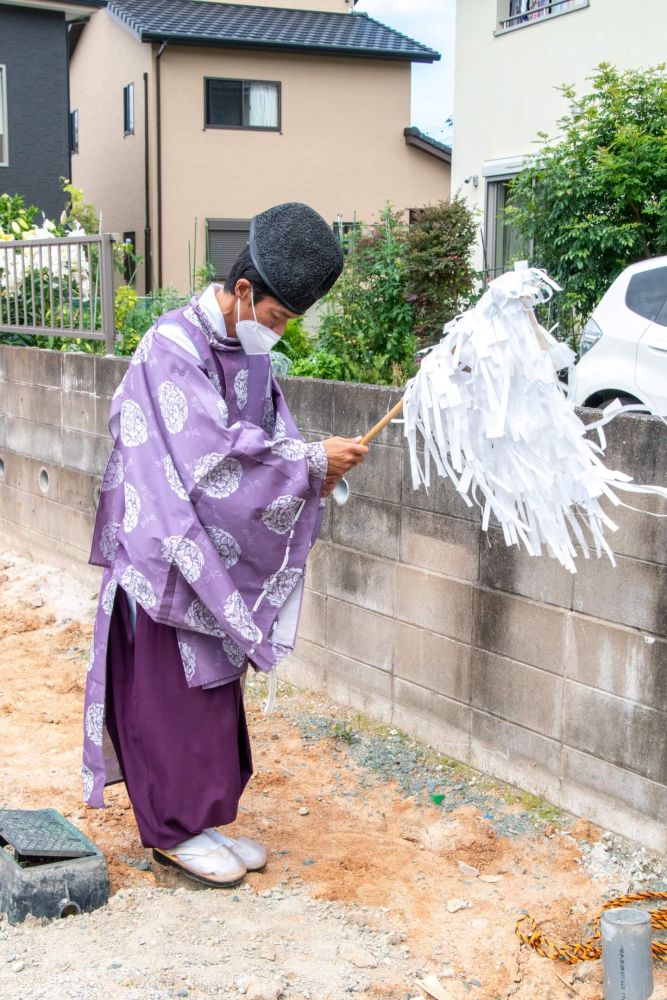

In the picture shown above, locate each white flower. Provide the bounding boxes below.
[101,577,118,615]
[120,566,156,610]
[100,451,124,492]
[217,398,229,428]
[204,525,241,568]
[306,442,328,478]
[263,567,303,607]
[273,413,287,441]
[234,369,248,409]
[82,764,94,801]
[209,371,222,393]
[123,482,141,533]
[99,522,120,562]
[183,306,203,329]
[131,328,155,365]
[85,703,104,746]
[193,453,242,499]
[271,436,308,461]
[178,640,196,682]
[270,643,292,666]
[223,636,246,669]
[120,399,149,447]
[162,455,189,501]
[185,598,224,637]
[261,495,303,535]
[224,590,261,643]
[158,381,188,434]
[161,535,204,583]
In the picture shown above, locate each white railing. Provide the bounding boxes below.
[499,0,587,31]
[0,232,116,353]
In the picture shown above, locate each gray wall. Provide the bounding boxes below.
[0,7,70,219]
[1,344,666,851]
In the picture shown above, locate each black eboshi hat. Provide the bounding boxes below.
[249,202,344,314]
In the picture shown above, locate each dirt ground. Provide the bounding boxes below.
[1,542,666,1000]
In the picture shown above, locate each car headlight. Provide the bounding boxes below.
[579,318,602,357]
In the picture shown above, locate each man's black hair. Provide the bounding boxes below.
[224,246,271,303]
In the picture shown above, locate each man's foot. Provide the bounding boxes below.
[152,832,247,887]
[204,828,268,872]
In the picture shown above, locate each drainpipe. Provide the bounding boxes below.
[143,71,152,294]
[155,41,167,289]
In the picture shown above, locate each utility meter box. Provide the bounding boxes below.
[0,808,108,924]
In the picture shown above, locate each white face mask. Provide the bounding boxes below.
[235,289,281,355]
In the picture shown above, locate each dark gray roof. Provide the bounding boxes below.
[106,0,440,62]
[404,126,451,163]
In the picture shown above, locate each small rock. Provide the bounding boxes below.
[245,976,283,1000]
[446,898,470,913]
[29,596,44,608]
[12,961,25,973]
[298,807,309,816]
[479,874,503,883]
[339,943,378,969]
[457,861,480,878]
[259,947,276,961]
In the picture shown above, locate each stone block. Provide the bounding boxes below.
[278,376,334,437]
[473,588,568,675]
[479,526,574,609]
[471,648,563,740]
[606,493,667,565]
[396,565,472,643]
[2,381,61,427]
[327,598,393,672]
[62,390,96,434]
[2,347,62,388]
[470,710,561,802]
[602,413,667,487]
[392,678,470,763]
[63,352,94,394]
[327,546,395,617]
[16,489,62,542]
[563,681,667,784]
[573,553,666,637]
[394,622,470,703]
[332,382,404,448]
[94,355,127,399]
[60,507,95,556]
[326,650,392,723]
[305,541,329,595]
[62,430,112,477]
[94,396,113,439]
[348,442,402,505]
[400,508,479,581]
[5,418,62,466]
[332,495,400,561]
[279,638,326,693]
[57,467,100,516]
[401,458,481,523]
[298,589,326,647]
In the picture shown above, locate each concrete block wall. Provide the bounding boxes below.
[1,344,666,851]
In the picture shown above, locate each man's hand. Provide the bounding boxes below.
[321,436,369,497]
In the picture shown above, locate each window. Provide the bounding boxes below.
[207,218,250,281]
[205,79,280,130]
[497,0,587,32]
[485,177,532,277]
[69,109,79,154]
[122,231,136,285]
[123,83,134,135]
[626,267,667,327]
[0,66,7,166]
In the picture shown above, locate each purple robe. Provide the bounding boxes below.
[82,288,326,807]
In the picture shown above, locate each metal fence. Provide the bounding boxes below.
[0,232,116,353]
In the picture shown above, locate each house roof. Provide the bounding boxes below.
[1,0,104,20]
[106,0,440,63]
[403,126,452,164]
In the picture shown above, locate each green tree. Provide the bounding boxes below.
[508,63,667,322]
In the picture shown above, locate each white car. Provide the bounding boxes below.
[571,257,667,415]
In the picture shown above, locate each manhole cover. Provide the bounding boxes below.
[0,809,95,860]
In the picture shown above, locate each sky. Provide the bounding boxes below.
[353,0,456,144]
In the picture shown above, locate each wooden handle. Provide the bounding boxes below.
[359,398,404,446]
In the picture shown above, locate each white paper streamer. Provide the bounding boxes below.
[402,268,667,574]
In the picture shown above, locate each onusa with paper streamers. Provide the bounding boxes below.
[362,268,666,574]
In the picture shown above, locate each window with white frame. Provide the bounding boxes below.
[205,79,280,130]
[123,83,134,135]
[0,66,8,166]
[497,0,587,32]
[485,176,532,277]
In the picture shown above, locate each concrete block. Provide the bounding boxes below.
[279,638,326,693]
[562,748,667,852]
[62,390,96,434]
[327,598,393,672]
[400,508,479,581]
[563,681,667,784]
[62,431,111,477]
[470,710,562,801]
[305,540,329,595]
[1,347,62,388]
[94,396,113,439]
[401,458,481,523]
[278,376,334,437]
[394,621,470,703]
[5,417,63,466]
[298,589,326,647]
[16,488,62,542]
[392,678,470,763]
[0,483,20,525]
[473,588,568,675]
[0,414,6,448]
[326,650,392,723]
[63,352,94,394]
[348,442,403,505]
[327,546,395,617]
[573,554,667,637]
[396,565,472,643]
[332,495,400,561]
[57,467,100,516]
[607,493,667,565]
[60,507,95,556]
[94,355,127,399]
[602,413,667,487]
[2,381,61,427]
[332,382,404,448]
[471,648,563,740]
[479,526,574,609]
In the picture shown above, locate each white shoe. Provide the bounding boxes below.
[204,828,268,872]
[152,831,247,887]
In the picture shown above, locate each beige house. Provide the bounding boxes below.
[452,0,667,274]
[70,0,451,294]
